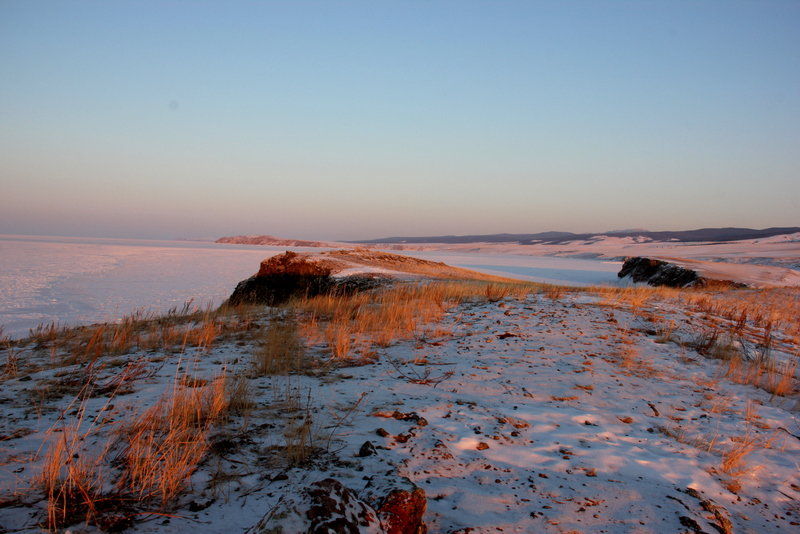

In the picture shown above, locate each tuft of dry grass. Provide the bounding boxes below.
[325,316,359,360]
[655,319,678,344]
[3,347,19,378]
[114,367,229,508]
[37,397,112,531]
[226,374,255,420]
[543,285,565,301]
[253,318,305,375]
[720,433,761,478]
[283,412,315,466]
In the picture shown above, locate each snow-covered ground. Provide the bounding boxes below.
[1,287,798,533]
[0,236,621,339]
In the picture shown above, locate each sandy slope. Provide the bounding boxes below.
[1,287,798,533]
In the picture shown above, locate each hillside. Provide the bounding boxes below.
[1,253,798,533]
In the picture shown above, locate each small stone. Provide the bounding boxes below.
[376,428,390,437]
[357,441,377,457]
[476,442,490,451]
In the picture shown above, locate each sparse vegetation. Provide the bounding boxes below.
[253,317,305,375]
[2,273,798,533]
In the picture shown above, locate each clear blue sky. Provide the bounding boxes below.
[1,1,798,240]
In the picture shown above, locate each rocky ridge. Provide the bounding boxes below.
[618,257,747,288]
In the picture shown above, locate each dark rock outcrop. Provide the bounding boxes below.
[617,257,747,288]
[618,257,700,288]
[226,251,385,306]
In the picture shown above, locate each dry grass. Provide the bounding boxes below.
[114,367,229,508]
[543,284,565,301]
[655,319,678,344]
[678,288,800,357]
[724,353,798,397]
[290,280,541,365]
[33,359,234,530]
[226,374,255,419]
[3,347,19,378]
[283,411,315,466]
[36,394,113,531]
[720,433,762,478]
[15,303,263,368]
[593,285,678,314]
[253,318,305,375]
[594,285,799,397]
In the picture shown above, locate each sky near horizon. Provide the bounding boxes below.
[1,1,798,241]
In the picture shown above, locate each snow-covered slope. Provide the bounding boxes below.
[1,284,798,533]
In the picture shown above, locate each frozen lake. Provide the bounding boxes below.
[400,250,622,286]
[0,235,621,339]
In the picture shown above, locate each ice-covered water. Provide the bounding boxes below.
[0,235,288,339]
[404,250,621,286]
[0,235,621,339]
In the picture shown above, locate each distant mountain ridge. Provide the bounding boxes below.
[354,227,800,245]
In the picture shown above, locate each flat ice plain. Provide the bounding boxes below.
[0,235,621,339]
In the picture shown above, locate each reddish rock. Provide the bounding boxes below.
[362,476,427,534]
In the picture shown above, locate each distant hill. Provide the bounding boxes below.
[216,235,333,247]
[355,227,800,245]
[350,231,577,245]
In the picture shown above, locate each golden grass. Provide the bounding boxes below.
[33,359,234,530]
[37,395,112,530]
[289,280,542,365]
[724,354,798,397]
[283,412,315,466]
[15,303,262,367]
[114,367,229,508]
[720,433,762,478]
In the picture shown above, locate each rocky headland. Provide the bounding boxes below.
[226,249,515,306]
